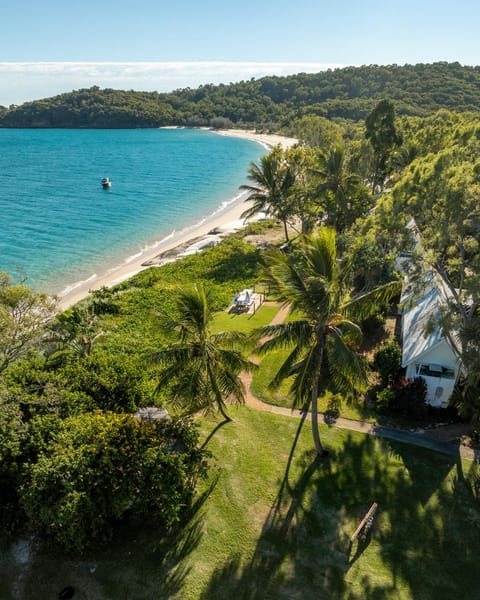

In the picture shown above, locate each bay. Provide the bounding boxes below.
[0,128,264,294]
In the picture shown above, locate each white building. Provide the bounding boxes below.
[400,271,463,407]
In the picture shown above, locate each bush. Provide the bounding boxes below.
[374,377,428,420]
[20,412,208,554]
[375,388,395,413]
[391,377,428,420]
[64,350,148,412]
[373,339,403,385]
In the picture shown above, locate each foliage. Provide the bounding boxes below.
[0,397,27,532]
[150,283,256,420]
[341,231,397,291]
[377,377,428,420]
[310,143,371,232]
[20,412,208,553]
[89,286,120,315]
[375,387,396,414]
[373,339,403,386]
[240,146,296,242]
[257,227,400,454]
[281,115,344,148]
[365,99,402,192]
[45,303,104,364]
[367,111,480,416]
[0,272,57,374]
[63,349,148,413]
[3,63,480,129]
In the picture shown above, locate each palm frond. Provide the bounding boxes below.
[289,344,323,408]
[257,320,313,354]
[326,328,369,394]
[342,279,401,322]
[267,344,304,390]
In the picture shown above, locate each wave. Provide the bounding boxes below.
[59,273,97,297]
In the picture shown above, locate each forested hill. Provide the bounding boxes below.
[1,62,480,129]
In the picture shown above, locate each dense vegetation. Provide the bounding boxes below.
[1,88,480,598]
[0,236,263,549]
[2,62,480,129]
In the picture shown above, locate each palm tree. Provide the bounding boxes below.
[311,144,366,232]
[150,283,255,421]
[240,146,296,243]
[44,304,103,365]
[258,227,400,456]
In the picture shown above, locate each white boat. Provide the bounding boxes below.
[101,177,112,189]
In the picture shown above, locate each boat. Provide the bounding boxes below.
[101,177,112,189]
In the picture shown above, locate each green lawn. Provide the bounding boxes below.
[210,303,280,335]
[2,408,479,599]
[250,345,379,423]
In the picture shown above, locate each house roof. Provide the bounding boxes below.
[401,270,461,367]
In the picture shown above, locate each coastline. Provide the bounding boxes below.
[57,129,298,311]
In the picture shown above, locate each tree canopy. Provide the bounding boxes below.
[2,62,480,129]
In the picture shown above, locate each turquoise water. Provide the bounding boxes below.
[0,129,264,293]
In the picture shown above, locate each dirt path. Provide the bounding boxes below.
[239,304,480,463]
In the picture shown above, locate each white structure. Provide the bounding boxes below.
[401,271,462,407]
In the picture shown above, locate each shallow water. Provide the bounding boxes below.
[0,128,263,293]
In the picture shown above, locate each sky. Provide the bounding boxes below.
[1,0,479,106]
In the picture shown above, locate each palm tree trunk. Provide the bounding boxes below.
[311,342,328,458]
[217,400,232,422]
[282,218,290,244]
[311,382,325,457]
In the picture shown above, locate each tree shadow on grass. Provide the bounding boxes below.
[200,432,480,600]
[11,478,218,600]
[201,417,232,450]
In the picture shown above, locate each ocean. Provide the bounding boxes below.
[0,128,264,294]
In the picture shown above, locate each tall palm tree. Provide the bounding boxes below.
[311,144,366,232]
[240,146,296,243]
[258,227,400,456]
[150,284,255,421]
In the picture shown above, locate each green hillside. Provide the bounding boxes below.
[1,62,480,129]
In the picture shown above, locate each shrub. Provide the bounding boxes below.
[20,412,208,554]
[375,388,395,414]
[373,339,403,385]
[64,350,148,413]
[392,377,428,420]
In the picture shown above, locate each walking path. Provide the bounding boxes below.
[239,304,480,463]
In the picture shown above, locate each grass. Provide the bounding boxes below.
[250,345,379,422]
[2,407,480,599]
[210,303,280,335]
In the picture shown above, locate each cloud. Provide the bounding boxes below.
[0,61,348,106]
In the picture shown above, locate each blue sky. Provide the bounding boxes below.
[1,0,479,105]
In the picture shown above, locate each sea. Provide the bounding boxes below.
[0,128,264,295]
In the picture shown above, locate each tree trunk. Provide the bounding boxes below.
[217,400,232,422]
[311,383,326,457]
[282,218,289,244]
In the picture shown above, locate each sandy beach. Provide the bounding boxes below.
[57,129,298,311]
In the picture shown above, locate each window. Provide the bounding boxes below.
[417,364,455,379]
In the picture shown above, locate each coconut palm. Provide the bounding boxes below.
[312,144,367,232]
[258,227,400,456]
[44,305,104,365]
[150,283,255,421]
[240,146,296,243]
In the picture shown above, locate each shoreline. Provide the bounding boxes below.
[57,129,298,312]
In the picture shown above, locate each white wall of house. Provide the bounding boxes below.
[404,342,461,407]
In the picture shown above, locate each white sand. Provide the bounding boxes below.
[212,128,298,150]
[57,129,298,312]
